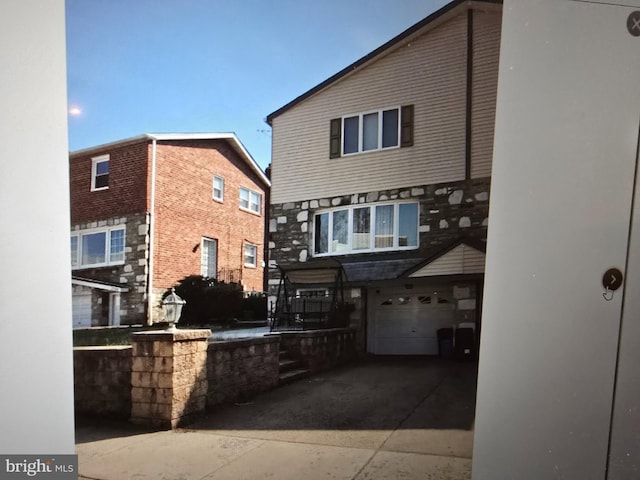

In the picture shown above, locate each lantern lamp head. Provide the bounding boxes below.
[162,288,185,328]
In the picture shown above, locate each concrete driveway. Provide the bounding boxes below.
[76,357,477,480]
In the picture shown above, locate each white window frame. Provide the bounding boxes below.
[201,237,218,278]
[239,187,262,215]
[70,235,78,268]
[313,201,419,257]
[213,176,224,202]
[244,242,258,268]
[342,107,401,156]
[91,154,110,191]
[70,225,126,269]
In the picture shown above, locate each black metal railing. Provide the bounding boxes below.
[270,295,352,331]
[217,267,242,284]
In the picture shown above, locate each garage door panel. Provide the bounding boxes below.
[72,294,92,327]
[371,285,464,355]
[374,337,438,355]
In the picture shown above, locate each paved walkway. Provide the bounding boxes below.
[76,357,477,480]
[209,326,269,340]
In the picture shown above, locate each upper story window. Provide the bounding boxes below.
[239,187,262,215]
[71,226,125,269]
[244,243,257,267]
[213,176,224,202]
[313,201,419,256]
[91,154,109,191]
[344,108,399,154]
[330,105,414,158]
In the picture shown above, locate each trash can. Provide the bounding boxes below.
[437,327,454,359]
[454,327,475,361]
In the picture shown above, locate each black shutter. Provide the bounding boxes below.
[329,118,342,158]
[400,105,414,148]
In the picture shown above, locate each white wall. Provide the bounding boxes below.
[0,0,75,453]
[473,0,640,478]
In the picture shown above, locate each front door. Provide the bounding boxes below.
[109,293,121,326]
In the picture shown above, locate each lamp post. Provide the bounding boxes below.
[161,288,185,330]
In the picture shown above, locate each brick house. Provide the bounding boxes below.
[266,0,501,354]
[70,133,270,327]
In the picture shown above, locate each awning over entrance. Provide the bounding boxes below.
[335,238,486,284]
[72,276,129,292]
[277,259,346,285]
[341,258,423,283]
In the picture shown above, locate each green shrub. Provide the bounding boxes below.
[242,293,268,320]
[162,275,244,326]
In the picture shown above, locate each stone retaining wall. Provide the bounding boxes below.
[73,328,356,426]
[275,328,357,372]
[206,336,280,406]
[74,346,132,419]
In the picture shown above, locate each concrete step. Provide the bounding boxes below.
[279,358,301,372]
[279,368,310,384]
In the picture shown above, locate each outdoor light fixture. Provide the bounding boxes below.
[162,288,185,329]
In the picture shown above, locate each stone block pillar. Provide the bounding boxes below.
[130,329,211,429]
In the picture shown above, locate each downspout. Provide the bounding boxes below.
[146,138,158,325]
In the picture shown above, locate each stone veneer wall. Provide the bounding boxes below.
[73,330,357,426]
[268,178,490,295]
[73,335,283,424]
[130,330,210,429]
[206,336,281,406]
[71,212,150,325]
[275,329,358,373]
[74,346,132,419]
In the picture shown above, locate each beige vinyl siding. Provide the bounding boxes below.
[271,13,469,205]
[409,244,486,277]
[471,9,501,179]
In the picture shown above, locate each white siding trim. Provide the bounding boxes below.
[409,244,486,277]
[271,13,469,204]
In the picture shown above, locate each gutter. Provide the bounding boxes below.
[147,138,158,325]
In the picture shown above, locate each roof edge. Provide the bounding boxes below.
[266,0,501,125]
[400,237,487,277]
[70,132,270,188]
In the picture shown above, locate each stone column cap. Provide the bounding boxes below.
[132,329,211,341]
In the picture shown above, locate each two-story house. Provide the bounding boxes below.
[70,133,270,327]
[266,0,501,355]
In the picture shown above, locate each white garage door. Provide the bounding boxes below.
[371,286,456,355]
[72,293,92,328]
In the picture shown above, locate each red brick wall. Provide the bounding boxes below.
[152,140,267,293]
[69,141,150,223]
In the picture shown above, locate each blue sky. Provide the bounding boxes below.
[66,0,449,170]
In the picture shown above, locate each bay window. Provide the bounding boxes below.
[313,202,418,256]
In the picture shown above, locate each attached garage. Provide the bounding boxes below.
[361,240,486,355]
[370,285,457,355]
[72,292,92,328]
[71,277,129,328]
